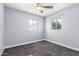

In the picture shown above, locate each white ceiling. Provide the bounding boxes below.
[4,3,74,17]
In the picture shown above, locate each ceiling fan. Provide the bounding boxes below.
[34,3,53,13]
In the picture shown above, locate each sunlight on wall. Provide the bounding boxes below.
[27,20,38,32]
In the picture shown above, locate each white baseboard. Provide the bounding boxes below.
[4,39,45,49]
[46,39,79,52]
[0,48,4,56]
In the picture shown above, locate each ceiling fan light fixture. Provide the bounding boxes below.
[34,3,53,13]
[36,7,44,11]
[36,6,44,13]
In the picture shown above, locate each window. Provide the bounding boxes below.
[27,20,38,31]
[52,18,62,30]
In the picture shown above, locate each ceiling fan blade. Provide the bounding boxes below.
[42,6,53,8]
[35,3,43,6]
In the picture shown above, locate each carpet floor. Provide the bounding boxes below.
[2,40,79,56]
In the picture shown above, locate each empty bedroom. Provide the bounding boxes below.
[0,3,79,56]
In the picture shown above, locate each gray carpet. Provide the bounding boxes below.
[2,40,79,56]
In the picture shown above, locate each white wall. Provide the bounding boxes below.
[45,4,79,50]
[4,7,44,47]
[0,3,4,55]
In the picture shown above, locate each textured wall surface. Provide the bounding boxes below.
[45,4,79,49]
[0,3,4,55]
[4,7,44,47]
